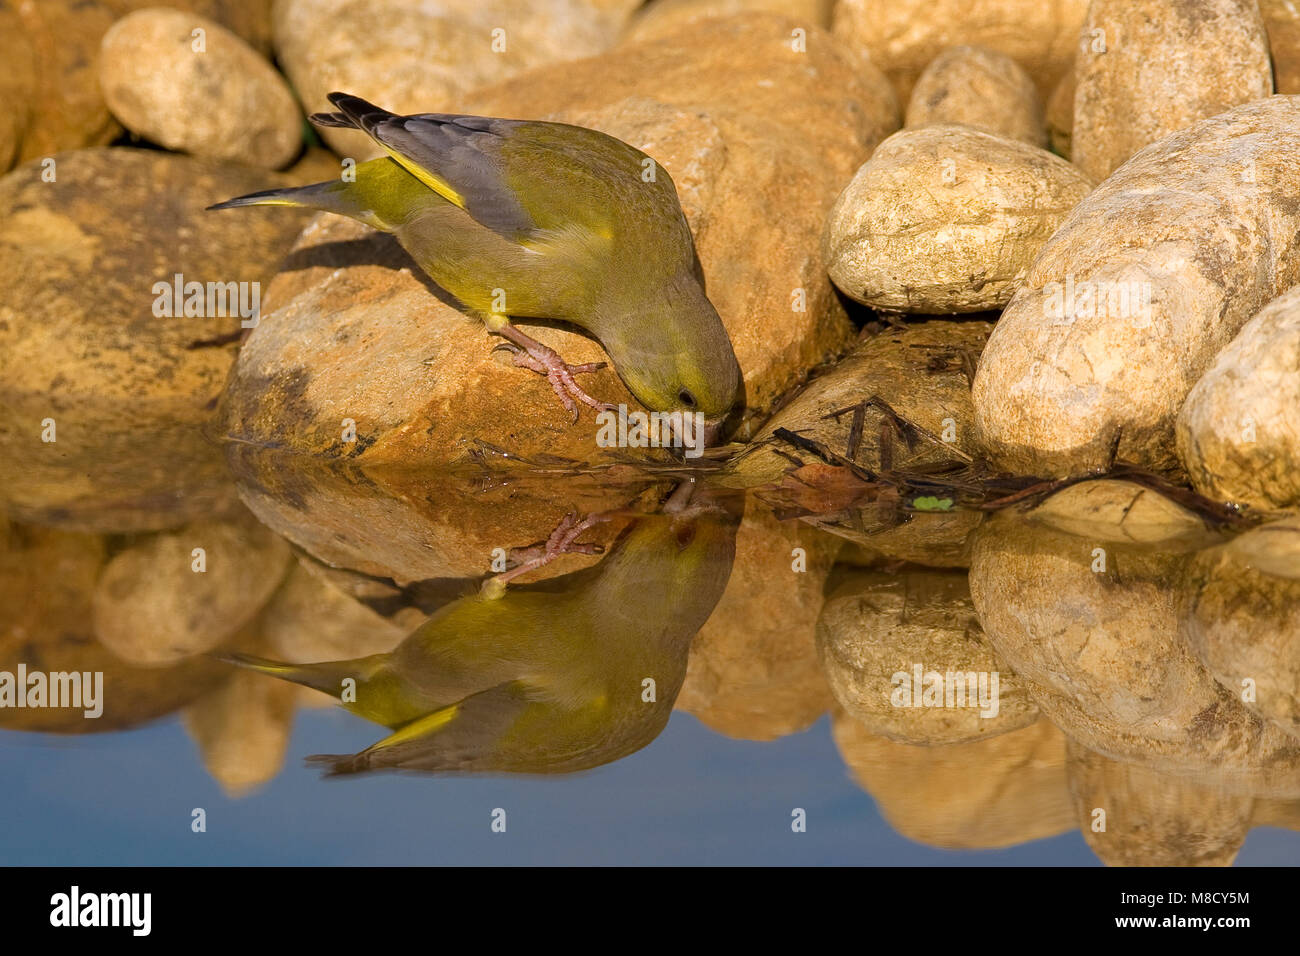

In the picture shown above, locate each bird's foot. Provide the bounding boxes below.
[491,325,615,423]
[482,512,610,597]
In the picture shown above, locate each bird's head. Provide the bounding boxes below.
[603,275,742,440]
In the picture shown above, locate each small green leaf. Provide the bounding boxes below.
[911,496,954,512]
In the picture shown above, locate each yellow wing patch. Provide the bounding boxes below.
[374,703,460,750]
[378,145,466,210]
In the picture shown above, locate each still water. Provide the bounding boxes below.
[3,443,1300,866]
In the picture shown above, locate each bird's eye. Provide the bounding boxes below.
[678,389,697,408]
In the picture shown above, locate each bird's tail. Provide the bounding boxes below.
[205,179,360,218]
[306,702,462,777]
[308,91,394,135]
[212,651,357,700]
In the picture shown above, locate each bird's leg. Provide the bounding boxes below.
[482,511,610,597]
[488,318,615,422]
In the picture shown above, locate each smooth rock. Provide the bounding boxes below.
[1067,741,1252,866]
[1223,516,1300,580]
[100,9,302,169]
[0,523,226,731]
[625,0,832,42]
[1178,285,1300,509]
[184,666,298,795]
[225,449,656,586]
[724,319,992,489]
[1027,479,1214,546]
[0,0,121,166]
[273,0,641,158]
[969,509,1300,794]
[831,0,1088,102]
[824,125,1091,313]
[107,0,274,52]
[0,148,314,531]
[973,97,1300,477]
[1261,0,1300,93]
[1186,543,1300,741]
[818,568,1039,744]
[1072,0,1272,182]
[832,712,1074,849]
[92,515,292,665]
[675,499,836,740]
[261,560,408,663]
[905,45,1046,146]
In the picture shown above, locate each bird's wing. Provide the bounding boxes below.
[308,682,533,776]
[313,93,541,240]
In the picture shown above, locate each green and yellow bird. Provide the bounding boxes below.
[218,507,737,776]
[209,92,742,428]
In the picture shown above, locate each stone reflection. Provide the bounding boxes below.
[5,461,1300,861]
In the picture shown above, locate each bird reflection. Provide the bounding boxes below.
[220,502,737,776]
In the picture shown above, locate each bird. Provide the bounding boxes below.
[215,506,738,776]
[208,92,742,430]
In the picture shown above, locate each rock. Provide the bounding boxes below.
[1045,65,1074,158]
[1177,285,1300,509]
[260,560,409,706]
[0,0,277,171]
[831,0,1088,102]
[675,499,836,740]
[100,9,302,169]
[723,320,992,489]
[1067,740,1252,866]
[0,0,121,167]
[184,667,298,795]
[817,568,1039,744]
[286,146,344,183]
[225,448,656,586]
[219,15,896,464]
[905,45,1046,147]
[0,523,226,732]
[92,516,292,666]
[973,97,1300,477]
[832,711,1074,848]
[1261,0,1300,94]
[625,0,833,42]
[1072,0,1272,182]
[273,0,641,158]
[969,509,1300,794]
[824,126,1092,313]
[0,148,315,532]
[1186,543,1300,741]
[106,0,275,54]
[1223,516,1300,580]
[1254,798,1300,831]
[1027,479,1214,546]
[833,510,983,569]
[0,3,38,171]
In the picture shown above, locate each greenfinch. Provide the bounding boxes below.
[217,507,737,775]
[209,92,742,428]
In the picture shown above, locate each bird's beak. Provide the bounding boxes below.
[658,412,727,459]
[665,414,725,459]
